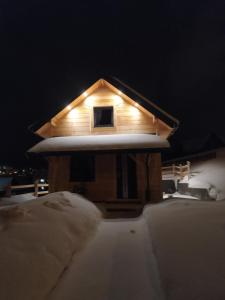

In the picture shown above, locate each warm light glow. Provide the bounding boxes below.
[83,91,88,97]
[68,108,78,117]
[130,106,140,117]
[118,90,122,95]
[113,95,123,106]
[67,105,72,111]
[135,102,139,107]
[84,95,96,107]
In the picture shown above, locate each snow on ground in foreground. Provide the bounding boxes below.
[0,191,101,300]
[2,193,225,300]
[185,148,225,200]
[48,218,164,300]
[0,193,36,206]
[143,199,225,300]
[163,192,199,200]
[49,199,225,300]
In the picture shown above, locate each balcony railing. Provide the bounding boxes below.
[162,161,191,179]
[5,181,49,197]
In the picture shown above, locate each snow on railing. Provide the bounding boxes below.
[5,180,49,197]
[162,161,191,179]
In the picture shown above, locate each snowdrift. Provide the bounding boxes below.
[0,191,101,300]
[143,200,225,300]
[186,148,225,200]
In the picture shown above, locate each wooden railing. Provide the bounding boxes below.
[162,161,191,179]
[6,181,49,197]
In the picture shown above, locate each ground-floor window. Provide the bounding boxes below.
[70,153,95,182]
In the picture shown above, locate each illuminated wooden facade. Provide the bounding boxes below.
[30,78,179,204]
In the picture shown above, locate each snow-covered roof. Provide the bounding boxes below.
[28,134,169,153]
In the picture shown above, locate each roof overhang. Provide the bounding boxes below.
[28,134,170,154]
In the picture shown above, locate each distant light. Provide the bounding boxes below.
[40,179,45,183]
[83,91,88,97]
[41,187,45,190]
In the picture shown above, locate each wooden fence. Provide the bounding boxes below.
[6,180,49,197]
[162,161,191,179]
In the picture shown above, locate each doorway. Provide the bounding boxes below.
[116,154,138,199]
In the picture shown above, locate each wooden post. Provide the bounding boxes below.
[172,164,175,176]
[179,164,182,179]
[155,118,159,135]
[148,153,162,202]
[187,161,191,180]
[136,154,148,203]
[34,180,39,197]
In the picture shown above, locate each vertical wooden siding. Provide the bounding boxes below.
[48,156,70,192]
[47,152,162,203]
[148,153,162,203]
[136,153,148,203]
[48,154,117,202]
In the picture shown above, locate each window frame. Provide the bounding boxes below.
[93,106,114,128]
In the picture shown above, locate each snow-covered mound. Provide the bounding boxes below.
[143,200,225,300]
[0,191,101,300]
[178,148,225,200]
[188,148,225,200]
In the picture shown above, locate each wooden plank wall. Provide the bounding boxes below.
[39,87,171,137]
[48,156,70,192]
[47,152,162,203]
[78,154,117,202]
[48,154,117,202]
[148,153,162,203]
[136,154,148,203]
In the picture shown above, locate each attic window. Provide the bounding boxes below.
[94,106,114,127]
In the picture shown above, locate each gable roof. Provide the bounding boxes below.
[29,77,179,135]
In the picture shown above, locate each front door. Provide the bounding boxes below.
[116,154,137,199]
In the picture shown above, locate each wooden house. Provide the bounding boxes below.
[29,78,179,204]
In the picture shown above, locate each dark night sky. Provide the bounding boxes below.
[1,0,225,166]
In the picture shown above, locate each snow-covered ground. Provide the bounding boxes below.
[187,148,225,200]
[0,192,101,300]
[48,218,164,300]
[2,192,225,300]
[48,198,225,300]
[144,199,225,300]
[0,193,36,206]
[163,192,199,200]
